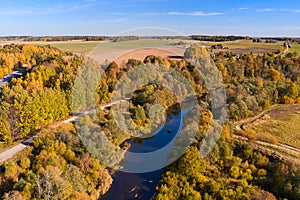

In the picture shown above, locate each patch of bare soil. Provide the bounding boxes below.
[89,47,185,66]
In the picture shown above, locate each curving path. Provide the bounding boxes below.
[234,107,300,162]
[0,100,126,164]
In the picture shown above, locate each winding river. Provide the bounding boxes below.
[101,111,182,200]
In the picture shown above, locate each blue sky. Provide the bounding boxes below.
[0,0,300,36]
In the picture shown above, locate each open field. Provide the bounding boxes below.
[21,40,103,54]
[93,39,170,51]
[1,39,286,64]
[201,39,283,49]
[201,39,284,54]
[15,39,173,54]
[287,42,300,54]
[6,39,187,63]
[89,39,284,56]
[2,38,284,55]
[113,47,185,64]
[243,104,300,149]
[19,39,284,65]
[90,47,185,65]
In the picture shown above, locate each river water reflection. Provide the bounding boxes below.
[101,111,183,200]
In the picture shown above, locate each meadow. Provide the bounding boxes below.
[287,42,300,54]
[244,104,300,149]
[21,40,102,53]
[20,39,172,54]
[18,38,287,55]
[11,38,298,66]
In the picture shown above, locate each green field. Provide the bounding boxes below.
[287,42,300,54]
[50,41,102,53]
[21,39,173,54]
[18,38,286,55]
[21,41,102,53]
[90,39,171,54]
[201,39,283,50]
[245,104,300,148]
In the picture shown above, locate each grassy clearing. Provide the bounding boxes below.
[186,39,284,55]
[245,104,300,149]
[20,41,102,54]
[21,39,171,54]
[51,41,102,53]
[90,39,170,54]
[201,40,283,50]
[287,43,300,54]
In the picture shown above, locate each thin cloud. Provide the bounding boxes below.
[237,7,248,10]
[166,11,224,16]
[231,7,248,11]
[0,1,95,16]
[281,9,300,13]
[256,8,275,12]
[140,12,161,16]
[188,11,224,16]
[0,8,34,16]
[167,12,183,15]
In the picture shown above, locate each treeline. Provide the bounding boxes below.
[252,38,278,43]
[23,36,109,42]
[191,35,250,42]
[190,35,300,43]
[0,36,109,42]
[0,36,29,41]
[261,37,300,43]
[112,36,139,42]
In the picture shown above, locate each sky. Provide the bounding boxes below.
[0,0,300,37]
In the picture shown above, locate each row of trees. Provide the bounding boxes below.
[191,35,250,42]
[22,36,108,42]
[112,36,139,42]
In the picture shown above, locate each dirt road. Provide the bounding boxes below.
[0,100,125,164]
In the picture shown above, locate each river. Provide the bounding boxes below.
[0,69,24,88]
[101,111,182,200]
